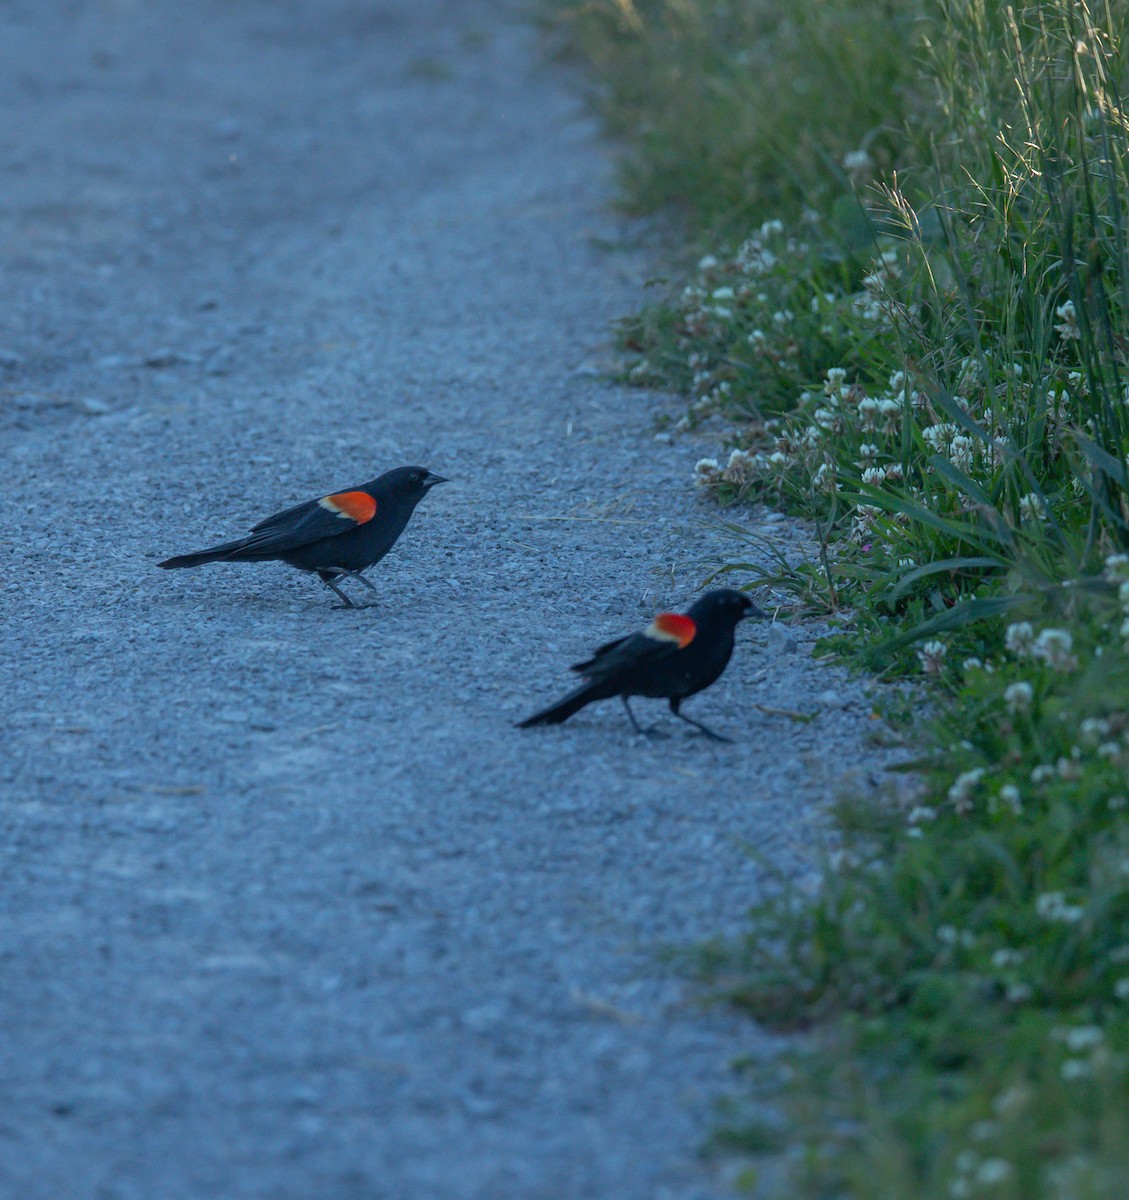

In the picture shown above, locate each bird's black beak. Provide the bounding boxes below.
[742,600,768,620]
[423,472,449,489]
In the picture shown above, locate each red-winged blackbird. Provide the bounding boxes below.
[517,588,764,742]
[159,465,447,606]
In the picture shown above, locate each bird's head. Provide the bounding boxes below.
[375,465,449,498]
[688,588,767,628]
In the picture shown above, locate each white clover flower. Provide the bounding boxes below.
[813,462,838,493]
[693,458,723,488]
[1064,1025,1103,1052]
[853,295,885,322]
[1005,622,1035,656]
[861,466,887,486]
[1061,1059,1091,1080]
[1055,298,1080,341]
[759,218,784,237]
[949,434,975,469]
[1115,978,1129,1000]
[956,356,981,390]
[711,286,735,301]
[802,425,822,448]
[1035,891,1085,923]
[877,397,902,431]
[907,805,937,824]
[1018,492,1046,522]
[1006,982,1034,1003]
[947,766,984,809]
[918,639,947,675]
[842,147,873,174]
[922,422,958,452]
[1004,681,1033,713]
[1079,716,1110,743]
[999,784,1022,814]
[850,504,880,542]
[991,948,1024,968]
[722,448,759,486]
[767,450,790,469]
[747,329,767,346]
[1104,552,1129,580]
[975,1159,1013,1186]
[857,397,880,430]
[1032,628,1075,670]
[823,366,848,394]
[963,657,983,671]
[1057,755,1081,780]
[697,254,718,271]
[771,309,794,327]
[858,442,880,464]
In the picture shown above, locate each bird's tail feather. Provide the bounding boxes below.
[158,537,255,569]
[517,683,602,728]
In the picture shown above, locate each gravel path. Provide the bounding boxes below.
[1,4,889,1197]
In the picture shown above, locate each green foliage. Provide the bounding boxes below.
[551,0,1129,1194]
[544,0,928,239]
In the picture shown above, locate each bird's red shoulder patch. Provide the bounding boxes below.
[644,612,696,648]
[318,491,377,523]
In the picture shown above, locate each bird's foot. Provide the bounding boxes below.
[694,727,733,744]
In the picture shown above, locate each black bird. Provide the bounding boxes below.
[517,588,764,742]
[159,465,447,606]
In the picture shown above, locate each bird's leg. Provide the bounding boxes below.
[622,696,668,739]
[343,570,380,595]
[669,698,732,743]
[318,571,357,608]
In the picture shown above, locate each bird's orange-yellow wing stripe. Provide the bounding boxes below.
[318,491,377,523]
[644,612,696,648]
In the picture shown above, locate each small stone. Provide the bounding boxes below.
[767,624,797,653]
[80,397,110,415]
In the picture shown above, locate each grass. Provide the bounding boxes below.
[545,0,1129,1195]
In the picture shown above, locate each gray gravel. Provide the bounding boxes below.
[0,3,891,1198]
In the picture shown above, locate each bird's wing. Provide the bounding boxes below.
[570,612,697,680]
[239,490,378,553]
[569,633,630,673]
